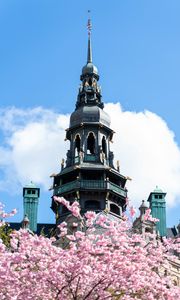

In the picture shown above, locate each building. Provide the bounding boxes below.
[147,186,167,237]
[9,20,179,241]
[23,182,40,232]
[51,18,128,225]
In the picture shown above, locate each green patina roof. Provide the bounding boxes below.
[24,181,37,189]
[153,186,164,193]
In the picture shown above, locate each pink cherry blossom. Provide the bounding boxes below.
[0,202,179,299]
[129,205,136,217]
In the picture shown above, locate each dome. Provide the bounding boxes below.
[70,106,111,128]
[25,181,37,188]
[153,186,163,193]
[82,62,98,76]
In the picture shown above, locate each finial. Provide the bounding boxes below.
[61,158,65,171]
[87,11,92,63]
[117,160,120,172]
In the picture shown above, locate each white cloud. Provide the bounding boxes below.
[105,103,180,207]
[0,107,69,191]
[0,104,180,208]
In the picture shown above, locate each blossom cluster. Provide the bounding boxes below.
[0,202,17,227]
[0,199,179,299]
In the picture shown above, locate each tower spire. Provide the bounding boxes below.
[87,12,92,63]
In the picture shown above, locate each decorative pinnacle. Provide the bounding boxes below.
[87,11,92,63]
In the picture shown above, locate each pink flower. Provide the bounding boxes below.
[70,206,80,217]
[129,206,136,217]
[85,211,96,220]
[144,208,151,220]
[54,196,70,210]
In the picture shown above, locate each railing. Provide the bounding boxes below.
[80,180,106,189]
[54,180,80,194]
[108,182,127,197]
[84,154,96,162]
[54,179,126,197]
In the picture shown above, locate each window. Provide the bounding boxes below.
[155,195,163,199]
[88,78,92,86]
[102,136,107,158]
[110,204,120,215]
[27,190,31,195]
[75,134,81,156]
[87,132,95,154]
[85,200,100,210]
[32,190,35,195]
[145,228,152,233]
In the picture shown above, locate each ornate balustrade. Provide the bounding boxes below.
[54,179,126,197]
[84,154,96,162]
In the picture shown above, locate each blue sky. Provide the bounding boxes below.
[0,0,180,227]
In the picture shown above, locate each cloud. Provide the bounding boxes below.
[0,107,69,192]
[105,103,180,207]
[0,104,180,208]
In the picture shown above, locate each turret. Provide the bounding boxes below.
[147,186,167,237]
[23,182,40,232]
[51,18,128,224]
[133,200,156,237]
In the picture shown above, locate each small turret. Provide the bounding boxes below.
[133,200,156,237]
[22,214,30,230]
[147,186,167,237]
[23,182,40,232]
[139,200,148,219]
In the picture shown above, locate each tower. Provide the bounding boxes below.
[133,200,156,237]
[23,182,40,232]
[51,19,128,224]
[147,186,167,237]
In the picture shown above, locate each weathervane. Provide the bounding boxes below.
[87,10,92,36]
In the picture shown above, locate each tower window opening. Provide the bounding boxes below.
[102,136,107,157]
[145,228,153,234]
[75,134,81,156]
[85,200,100,210]
[88,78,92,86]
[155,195,162,199]
[87,132,95,154]
[110,204,120,216]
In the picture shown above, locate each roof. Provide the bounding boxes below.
[70,105,111,128]
[153,186,164,193]
[166,227,179,238]
[24,181,38,188]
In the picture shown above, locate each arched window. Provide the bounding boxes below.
[145,228,153,234]
[85,200,100,210]
[87,132,95,154]
[110,204,120,215]
[74,134,81,156]
[88,77,92,86]
[102,136,107,157]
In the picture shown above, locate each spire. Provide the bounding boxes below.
[81,13,99,79]
[87,16,92,63]
[77,14,103,110]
